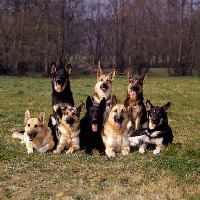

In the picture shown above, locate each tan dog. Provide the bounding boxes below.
[102,94,130,158]
[124,72,148,133]
[92,66,116,123]
[12,109,55,154]
[53,103,85,154]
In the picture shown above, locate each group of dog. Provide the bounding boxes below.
[12,63,173,158]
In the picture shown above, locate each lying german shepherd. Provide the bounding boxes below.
[50,62,74,122]
[102,94,130,158]
[12,109,55,154]
[52,103,85,154]
[129,100,173,154]
[92,67,116,123]
[124,72,147,133]
[80,96,106,155]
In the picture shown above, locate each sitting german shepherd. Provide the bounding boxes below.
[12,109,55,154]
[102,94,130,158]
[92,66,116,123]
[50,62,74,123]
[52,103,85,154]
[129,100,173,154]
[80,96,106,155]
[124,72,148,133]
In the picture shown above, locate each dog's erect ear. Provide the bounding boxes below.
[24,109,31,123]
[108,69,116,81]
[124,98,129,108]
[140,72,147,83]
[163,102,170,112]
[86,96,93,111]
[77,103,85,115]
[110,94,118,109]
[38,111,45,123]
[146,100,153,111]
[97,66,103,80]
[100,97,106,112]
[127,71,133,83]
[66,64,72,74]
[59,103,69,114]
[51,62,57,74]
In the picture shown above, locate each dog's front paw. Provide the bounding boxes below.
[27,149,34,154]
[122,147,130,156]
[53,149,61,154]
[139,148,145,154]
[153,149,161,154]
[106,150,116,158]
[38,147,47,153]
[66,148,74,154]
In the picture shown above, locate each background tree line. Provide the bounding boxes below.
[0,0,200,76]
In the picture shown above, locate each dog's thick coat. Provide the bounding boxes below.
[102,94,130,158]
[79,96,106,155]
[124,72,147,133]
[129,100,173,154]
[12,109,54,154]
[52,103,85,154]
[92,67,115,123]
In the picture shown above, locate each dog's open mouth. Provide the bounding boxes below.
[100,84,108,91]
[55,81,64,92]
[92,123,98,132]
[115,122,121,130]
[27,132,37,141]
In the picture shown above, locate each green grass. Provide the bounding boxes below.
[0,73,200,200]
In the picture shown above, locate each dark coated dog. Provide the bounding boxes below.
[124,72,147,133]
[129,100,173,154]
[50,62,74,121]
[79,96,106,155]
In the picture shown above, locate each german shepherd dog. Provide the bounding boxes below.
[79,96,106,155]
[50,62,74,123]
[124,72,147,133]
[12,109,55,154]
[129,100,173,154]
[102,94,130,158]
[92,67,116,123]
[52,103,85,154]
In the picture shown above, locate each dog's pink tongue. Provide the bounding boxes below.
[130,91,136,98]
[56,84,62,91]
[92,124,98,132]
[115,122,121,130]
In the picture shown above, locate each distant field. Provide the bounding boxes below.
[0,73,199,200]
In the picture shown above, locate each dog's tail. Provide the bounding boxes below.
[12,131,25,143]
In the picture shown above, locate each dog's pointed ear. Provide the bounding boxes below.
[127,71,133,83]
[110,94,117,109]
[86,96,93,111]
[66,64,72,74]
[140,72,147,83]
[163,102,170,112]
[97,66,103,80]
[108,69,116,81]
[146,100,153,111]
[77,103,85,115]
[38,111,45,123]
[24,109,31,123]
[51,62,57,74]
[59,103,69,114]
[124,98,129,108]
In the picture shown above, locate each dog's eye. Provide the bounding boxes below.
[114,109,117,112]
[121,109,125,113]
[27,124,30,127]
[34,124,38,128]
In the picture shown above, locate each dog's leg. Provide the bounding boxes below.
[38,142,55,153]
[135,116,141,131]
[138,135,149,154]
[153,144,163,154]
[66,137,80,154]
[26,143,34,154]
[121,138,130,156]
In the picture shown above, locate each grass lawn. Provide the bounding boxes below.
[0,72,199,200]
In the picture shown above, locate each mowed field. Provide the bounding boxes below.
[0,71,199,200]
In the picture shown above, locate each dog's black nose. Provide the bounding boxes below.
[66,118,74,124]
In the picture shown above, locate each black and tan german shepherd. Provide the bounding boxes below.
[79,96,106,155]
[129,100,173,154]
[124,72,148,133]
[92,67,116,123]
[50,62,74,121]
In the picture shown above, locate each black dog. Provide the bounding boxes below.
[79,96,106,155]
[129,100,173,154]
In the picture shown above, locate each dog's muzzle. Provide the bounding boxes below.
[66,117,74,124]
[27,132,37,141]
[100,83,108,91]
